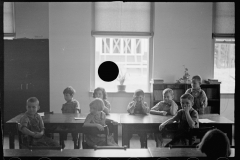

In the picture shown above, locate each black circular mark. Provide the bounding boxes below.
[98,61,119,82]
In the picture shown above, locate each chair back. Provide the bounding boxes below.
[16,122,33,149]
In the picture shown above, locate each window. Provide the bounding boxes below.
[4,2,15,39]
[95,37,149,92]
[92,2,153,92]
[214,38,235,93]
[213,2,235,94]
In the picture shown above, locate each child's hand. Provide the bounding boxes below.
[112,121,118,125]
[33,132,43,138]
[160,111,167,116]
[96,124,104,131]
[159,124,165,131]
[183,105,190,113]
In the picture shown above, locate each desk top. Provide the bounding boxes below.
[6,113,121,124]
[6,113,233,124]
[148,147,235,157]
[3,149,151,157]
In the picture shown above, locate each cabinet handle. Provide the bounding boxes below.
[26,84,28,90]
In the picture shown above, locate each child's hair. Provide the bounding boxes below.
[133,89,144,98]
[89,98,104,112]
[93,87,107,100]
[163,88,174,96]
[180,93,194,103]
[198,129,231,158]
[63,86,76,96]
[191,75,202,84]
[26,97,39,105]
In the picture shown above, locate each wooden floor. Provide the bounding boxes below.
[3,133,234,149]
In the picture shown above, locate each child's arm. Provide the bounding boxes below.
[200,90,208,108]
[159,111,180,131]
[83,114,104,131]
[19,117,42,138]
[184,107,199,128]
[185,88,191,94]
[169,100,178,116]
[127,101,136,114]
[141,101,150,114]
[74,100,81,113]
[103,100,111,115]
[150,102,167,116]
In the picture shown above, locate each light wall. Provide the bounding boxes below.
[11,2,234,122]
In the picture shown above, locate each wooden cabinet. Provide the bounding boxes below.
[150,83,220,114]
[4,39,50,124]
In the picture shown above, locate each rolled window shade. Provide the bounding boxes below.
[213,2,235,34]
[4,2,15,34]
[94,2,151,33]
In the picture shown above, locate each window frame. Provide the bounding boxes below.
[4,2,16,39]
[90,2,154,92]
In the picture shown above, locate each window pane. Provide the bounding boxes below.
[214,39,235,93]
[4,2,14,34]
[95,37,149,92]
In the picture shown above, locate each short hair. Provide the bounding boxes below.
[63,86,76,96]
[133,89,144,98]
[93,87,107,100]
[26,97,39,105]
[198,129,231,158]
[192,75,202,84]
[180,93,194,103]
[163,88,174,96]
[89,98,104,112]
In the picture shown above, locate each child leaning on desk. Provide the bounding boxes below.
[159,93,199,147]
[185,75,208,114]
[150,88,178,147]
[83,98,118,147]
[19,97,60,147]
[127,89,150,148]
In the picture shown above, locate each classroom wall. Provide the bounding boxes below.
[154,2,213,82]
[15,2,49,39]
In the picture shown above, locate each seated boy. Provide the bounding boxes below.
[150,88,178,146]
[185,75,208,114]
[19,97,60,147]
[159,93,199,147]
[127,89,150,148]
[60,86,80,148]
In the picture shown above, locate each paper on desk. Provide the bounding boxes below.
[74,117,86,120]
[38,112,44,116]
[199,119,215,123]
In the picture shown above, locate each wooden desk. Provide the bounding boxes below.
[120,113,234,148]
[148,147,235,157]
[5,113,120,149]
[3,149,151,157]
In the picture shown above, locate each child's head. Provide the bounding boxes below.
[89,98,104,114]
[180,93,194,109]
[162,88,174,103]
[26,97,40,115]
[63,86,76,102]
[93,87,107,100]
[198,129,231,158]
[191,75,202,89]
[133,89,145,102]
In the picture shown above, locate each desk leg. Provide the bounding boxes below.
[122,124,129,148]
[9,131,15,149]
[113,124,118,144]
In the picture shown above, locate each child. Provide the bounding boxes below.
[198,129,231,159]
[150,88,178,116]
[185,75,208,114]
[150,88,178,147]
[61,86,80,148]
[83,98,118,147]
[19,97,60,147]
[127,89,149,148]
[159,93,199,147]
[93,87,111,115]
